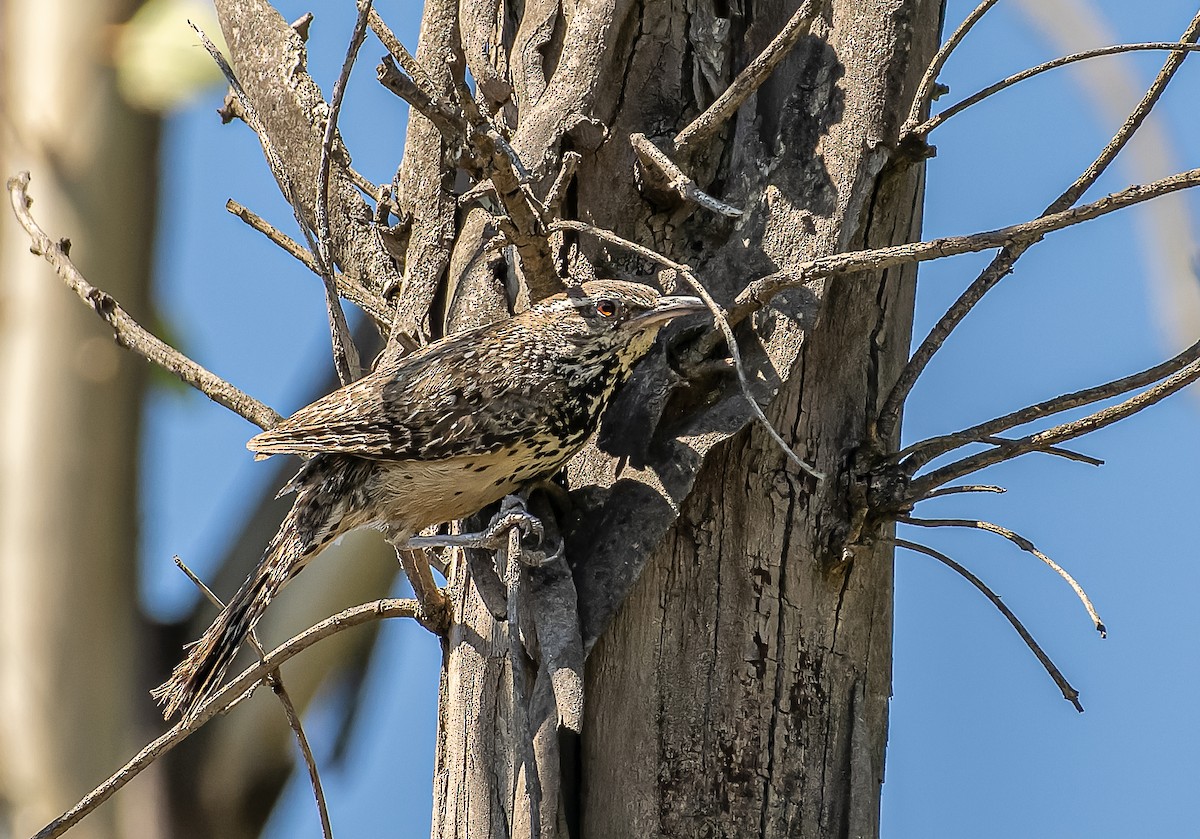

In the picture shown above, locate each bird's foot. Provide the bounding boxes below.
[401,496,554,565]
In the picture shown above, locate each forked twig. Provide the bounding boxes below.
[34,599,421,839]
[673,0,823,152]
[172,557,333,839]
[897,539,1083,712]
[393,542,451,634]
[7,172,282,430]
[900,516,1106,637]
[551,219,825,480]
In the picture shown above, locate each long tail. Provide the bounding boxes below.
[153,510,310,722]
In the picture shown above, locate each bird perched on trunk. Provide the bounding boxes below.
[153,280,707,720]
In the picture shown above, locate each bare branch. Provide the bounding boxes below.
[173,557,333,839]
[913,42,1200,137]
[673,0,823,153]
[631,133,742,217]
[552,220,825,480]
[896,540,1083,712]
[33,599,421,839]
[900,516,1106,638]
[909,355,1200,499]
[731,167,1200,325]
[7,172,281,430]
[225,199,393,326]
[876,10,1200,445]
[895,338,1200,472]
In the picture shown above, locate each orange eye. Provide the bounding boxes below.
[595,299,618,318]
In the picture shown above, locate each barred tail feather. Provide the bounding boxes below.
[153,526,304,721]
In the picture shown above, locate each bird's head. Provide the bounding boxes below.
[533,279,708,359]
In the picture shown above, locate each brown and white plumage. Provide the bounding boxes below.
[153,280,706,720]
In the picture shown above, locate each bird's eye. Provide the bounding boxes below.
[594,299,619,318]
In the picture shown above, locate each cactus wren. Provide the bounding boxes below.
[153,280,706,720]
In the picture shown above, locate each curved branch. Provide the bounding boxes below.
[33,599,420,839]
[6,172,282,431]
[913,42,1200,137]
[900,516,1106,638]
[903,0,1001,131]
[730,167,1200,325]
[551,220,825,481]
[896,539,1083,712]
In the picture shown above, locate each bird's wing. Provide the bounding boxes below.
[247,324,549,461]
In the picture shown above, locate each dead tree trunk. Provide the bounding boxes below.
[435,1,942,836]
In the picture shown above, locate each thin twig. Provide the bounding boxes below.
[7,172,281,430]
[33,599,421,839]
[904,0,1002,132]
[980,436,1103,468]
[673,0,822,152]
[894,337,1200,472]
[225,199,393,326]
[314,0,372,384]
[900,516,1106,637]
[922,484,1006,499]
[913,42,1200,137]
[877,10,1200,445]
[551,220,825,480]
[896,539,1083,712]
[730,166,1200,325]
[909,355,1200,499]
[172,557,333,839]
[191,21,360,385]
[501,518,542,839]
[631,133,742,217]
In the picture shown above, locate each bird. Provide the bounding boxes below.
[152,279,707,720]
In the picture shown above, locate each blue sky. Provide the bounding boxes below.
[142,1,1200,836]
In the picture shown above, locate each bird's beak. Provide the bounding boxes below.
[634,295,709,327]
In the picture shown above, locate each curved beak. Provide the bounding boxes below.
[633,294,709,328]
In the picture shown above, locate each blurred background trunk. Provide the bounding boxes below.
[0,0,160,835]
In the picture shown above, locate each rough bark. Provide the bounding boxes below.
[0,0,159,836]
